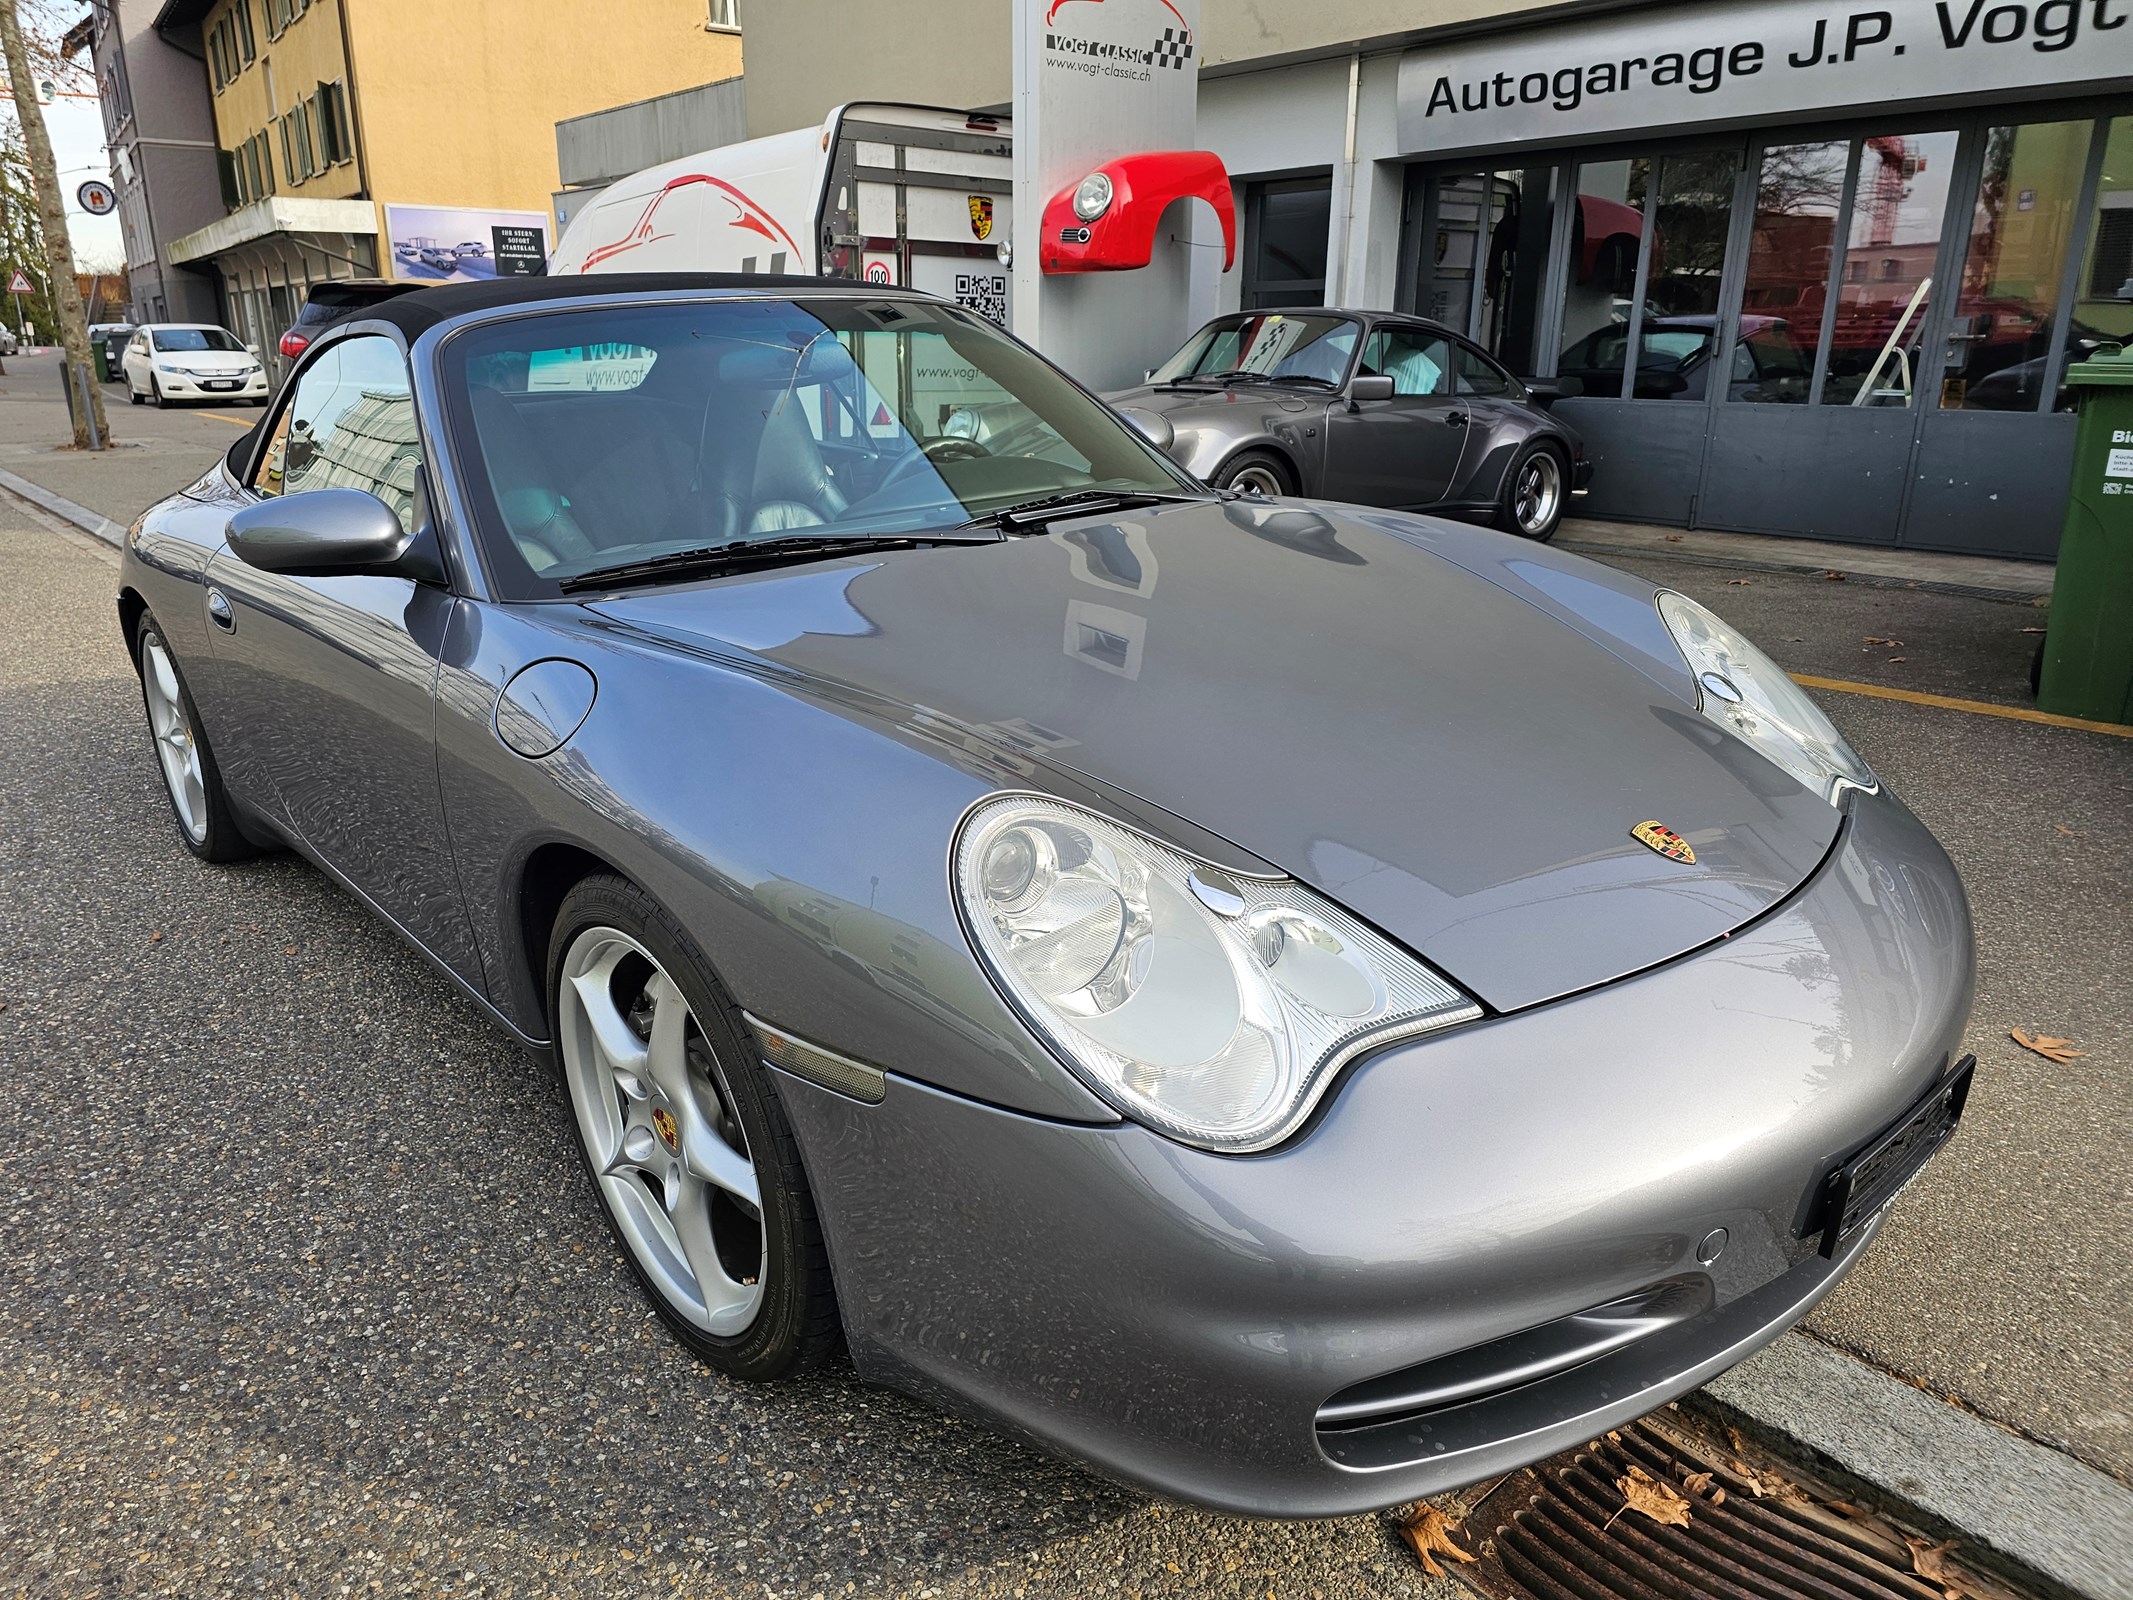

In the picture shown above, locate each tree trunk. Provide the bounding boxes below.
[0,0,106,449]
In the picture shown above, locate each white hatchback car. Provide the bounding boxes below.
[122,324,270,406]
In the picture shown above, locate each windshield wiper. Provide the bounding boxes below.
[956,488,1205,534]
[557,529,1001,594]
[1159,367,1275,389]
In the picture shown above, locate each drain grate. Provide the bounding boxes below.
[1453,1412,2038,1600]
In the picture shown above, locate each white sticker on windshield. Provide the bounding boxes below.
[526,344,658,393]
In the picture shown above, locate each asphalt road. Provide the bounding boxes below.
[0,508,2126,1598]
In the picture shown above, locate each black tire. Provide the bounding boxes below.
[549,873,841,1381]
[128,381,144,406]
[133,614,257,863]
[149,377,166,408]
[1211,449,1295,498]
[1495,442,1568,542]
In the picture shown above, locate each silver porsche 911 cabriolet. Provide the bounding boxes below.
[119,273,1975,1517]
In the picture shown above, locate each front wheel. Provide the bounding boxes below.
[148,378,166,408]
[134,615,256,862]
[1496,443,1567,541]
[1211,449,1295,497]
[551,875,841,1380]
[128,377,144,406]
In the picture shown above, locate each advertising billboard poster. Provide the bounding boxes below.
[383,205,552,283]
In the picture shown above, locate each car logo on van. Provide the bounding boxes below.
[1630,820,1696,864]
[969,196,995,241]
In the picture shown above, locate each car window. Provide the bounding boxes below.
[1356,329,1452,397]
[1150,313,1358,387]
[1640,330,1712,366]
[441,297,1196,600]
[152,327,245,353]
[251,334,422,534]
[1454,344,1516,397]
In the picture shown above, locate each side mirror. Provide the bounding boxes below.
[227,488,447,585]
[246,342,261,357]
[1115,404,1175,453]
[1348,374,1395,407]
[1520,374,1584,405]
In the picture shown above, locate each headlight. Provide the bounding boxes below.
[154,362,179,374]
[953,795,1480,1152]
[1072,171,1114,222]
[1658,592,1875,804]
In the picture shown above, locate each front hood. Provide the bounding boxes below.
[588,501,1840,1011]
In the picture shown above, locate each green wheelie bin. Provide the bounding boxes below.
[2037,346,2133,726]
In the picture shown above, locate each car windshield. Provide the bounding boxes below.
[152,327,245,353]
[1150,313,1358,387]
[442,296,1201,599]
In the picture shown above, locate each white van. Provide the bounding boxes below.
[550,103,1013,327]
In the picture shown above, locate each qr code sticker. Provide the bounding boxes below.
[955,273,1009,326]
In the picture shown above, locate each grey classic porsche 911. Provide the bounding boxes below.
[119,273,1975,1517]
[1105,308,1591,540]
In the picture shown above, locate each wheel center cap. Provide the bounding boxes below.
[651,1106,680,1153]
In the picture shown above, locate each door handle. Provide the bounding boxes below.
[206,587,235,632]
[1445,412,1468,427]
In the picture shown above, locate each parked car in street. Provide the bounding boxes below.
[1105,308,1590,541]
[117,272,1975,1518]
[279,278,416,362]
[0,322,20,357]
[119,323,269,406]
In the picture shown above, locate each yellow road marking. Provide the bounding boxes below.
[199,412,255,428]
[1793,673,2133,739]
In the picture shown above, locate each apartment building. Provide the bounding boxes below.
[68,0,225,325]
[153,0,741,375]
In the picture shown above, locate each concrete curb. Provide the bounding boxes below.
[0,465,127,548]
[1694,1332,2133,1600]
[1559,535,2052,605]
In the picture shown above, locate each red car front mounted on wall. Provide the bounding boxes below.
[1041,149,1237,275]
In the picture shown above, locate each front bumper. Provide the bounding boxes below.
[773,784,1974,1516]
[152,371,269,399]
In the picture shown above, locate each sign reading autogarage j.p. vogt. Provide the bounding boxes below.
[1396,0,2133,155]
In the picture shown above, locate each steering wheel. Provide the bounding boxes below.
[878,435,993,496]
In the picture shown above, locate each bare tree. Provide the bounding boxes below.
[0,0,107,447]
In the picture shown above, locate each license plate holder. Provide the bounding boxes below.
[204,379,238,391]
[1813,1055,1973,1256]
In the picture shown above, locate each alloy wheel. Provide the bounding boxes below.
[558,927,765,1336]
[1230,464,1286,497]
[1514,451,1562,536]
[141,637,207,845]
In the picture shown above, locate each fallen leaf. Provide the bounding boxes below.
[1394,1503,1477,1578]
[2010,1028,2084,1065]
[1610,1473,1693,1529]
[1887,656,1908,663]
[1725,577,1754,585]
[1823,570,1847,581]
[1683,1470,1713,1494]
[1726,1458,1770,1497]
[1664,533,1684,542]
[1864,636,1904,646]
[1710,1486,1726,1505]
[149,930,164,943]
[1906,1536,1967,1600]
[2055,824,2076,836]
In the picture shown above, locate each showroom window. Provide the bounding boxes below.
[1815,130,1959,407]
[2060,115,2133,410]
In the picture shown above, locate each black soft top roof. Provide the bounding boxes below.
[358,272,839,340]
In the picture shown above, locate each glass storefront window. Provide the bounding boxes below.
[1242,177,1332,310]
[1942,121,2092,411]
[1412,168,1556,376]
[2062,117,2133,411]
[1555,158,1647,398]
[1820,130,1959,407]
[1732,140,1847,404]
[1414,172,1488,334]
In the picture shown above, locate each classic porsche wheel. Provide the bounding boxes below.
[1213,450,1295,498]
[1499,444,1566,541]
[552,876,839,1379]
[134,617,255,862]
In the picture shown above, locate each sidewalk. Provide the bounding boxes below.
[0,353,253,532]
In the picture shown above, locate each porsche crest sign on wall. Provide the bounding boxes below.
[968,195,995,241]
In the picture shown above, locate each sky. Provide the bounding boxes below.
[4,95,127,271]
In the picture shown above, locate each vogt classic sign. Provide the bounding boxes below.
[1397,0,2133,155]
